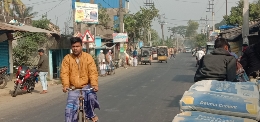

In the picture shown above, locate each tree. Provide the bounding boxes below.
[4,0,25,16]
[13,6,38,19]
[98,4,111,27]
[123,14,137,39]
[215,19,226,29]
[185,20,199,37]
[151,29,159,41]
[169,25,187,38]
[224,0,260,25]
[124,5,159,44]
[194,34,207,47]
[13,16,51,65]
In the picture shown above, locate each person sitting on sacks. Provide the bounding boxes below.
[194,38,237,82]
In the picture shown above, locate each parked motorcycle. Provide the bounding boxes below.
[12,65,39,97]
[0,66,10,89]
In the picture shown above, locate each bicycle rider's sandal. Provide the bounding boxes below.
[92,116,99,122]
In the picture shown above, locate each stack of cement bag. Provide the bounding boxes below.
[172,80,260,122]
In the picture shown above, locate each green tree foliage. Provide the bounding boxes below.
[13,6,38,19]
[185,20,199,37]
[194,34,207,47]
[124,5,159,43]
[151,29,159,41]
[98,4,111,27]
[215,19,226,29]
[169,25,187,38]
[13,16,51,65]
[224,0,260,25]
[4,0,25,16]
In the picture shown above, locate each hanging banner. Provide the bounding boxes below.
[75,2,98,24]
[113,33,128,43]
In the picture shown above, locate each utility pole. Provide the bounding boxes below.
[144,0,154,7]
[226,0,228,16]
[118,0,124,60]
[85,0,95,53]
[73,0,80,35]
[200,15,210,41]
[1,0,6,22]
[206,0,215,32]
[242,0,249,45]
[64,22,67,35]
[119,0,124,33]
[144,0,154,45]
[158,14,166,45]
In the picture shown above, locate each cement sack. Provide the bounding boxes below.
[180,91,260,120]
[172,111,257,122]
[189,80,259,99]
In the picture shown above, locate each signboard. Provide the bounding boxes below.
[139,41,143,48]
[82,30,94,42]
[75,2,98,24]
[113,33,128,43]
[120,47,124,52]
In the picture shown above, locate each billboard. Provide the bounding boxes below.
[112,33,128,43]
[75,2,98,24]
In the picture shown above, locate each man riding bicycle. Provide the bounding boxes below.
[60,37,99,122]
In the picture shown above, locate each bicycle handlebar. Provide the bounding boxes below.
[66,87,94,91]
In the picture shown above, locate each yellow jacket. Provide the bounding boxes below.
[60,52,98,88]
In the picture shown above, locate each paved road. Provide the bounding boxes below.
[0,53,196,122]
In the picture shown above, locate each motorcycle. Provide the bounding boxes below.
[12,65,39,97]
[0,66,10,89]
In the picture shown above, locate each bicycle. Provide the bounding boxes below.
[66,86,98,122]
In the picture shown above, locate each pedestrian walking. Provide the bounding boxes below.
[100,59,107,76]
[37,49,49,94]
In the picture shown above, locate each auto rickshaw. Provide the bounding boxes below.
[157,46,168,63]
[139,46,152,65]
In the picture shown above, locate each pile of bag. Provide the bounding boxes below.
[172,80,260,122]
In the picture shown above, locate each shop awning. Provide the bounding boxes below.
[0,22,59,36]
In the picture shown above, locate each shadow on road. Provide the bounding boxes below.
[167,94,183,108]
[8,89,41,96]
[172,75,194,83]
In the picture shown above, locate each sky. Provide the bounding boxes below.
[21,0,256,38]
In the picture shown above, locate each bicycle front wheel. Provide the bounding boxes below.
[78,110,85,122]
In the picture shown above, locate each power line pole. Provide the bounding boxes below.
[206,0,215,31]
[242,0,249,45]
[144,0,154,7]
[85,0,95,53]
[119,0,124,33]
[144,0,154,46]
[118,0,124,60]
[158,14,166,45]
[73,0,80,35]
[226,0,227,16]
[1,0,6,22]
[200,15,210,41]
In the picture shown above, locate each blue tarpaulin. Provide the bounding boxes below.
[219,25,236,30]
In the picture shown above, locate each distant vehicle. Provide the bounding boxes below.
[140,46,152,65]
[151,47,158,60]
[157,46,168,63]
[184,47,192,53]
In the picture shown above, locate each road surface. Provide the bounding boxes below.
[0,53,196,122]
